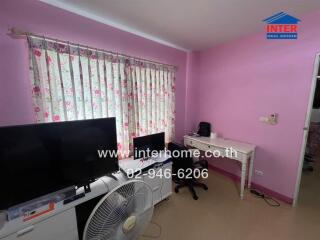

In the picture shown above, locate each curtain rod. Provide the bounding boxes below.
[8,27,178,70]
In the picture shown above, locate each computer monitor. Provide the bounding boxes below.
[133,132,165,159]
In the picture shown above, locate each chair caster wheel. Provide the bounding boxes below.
[174,187,179,193]
[193,196,199,200]
[204,186,208,191]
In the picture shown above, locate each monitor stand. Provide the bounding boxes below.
[106,173,118,181]
[63,185,88,205]
[84,184,91,194]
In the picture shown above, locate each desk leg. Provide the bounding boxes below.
[240,161,247,200]
[248,151,255,189]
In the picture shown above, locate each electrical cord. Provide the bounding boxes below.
[250,189,281,207]
[141,221,162,239]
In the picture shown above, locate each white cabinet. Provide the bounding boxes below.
[143,172,162,205]
[1,208,78,240]
[161,173,173,200]
[120,156,173,206]
[142,163,172,205]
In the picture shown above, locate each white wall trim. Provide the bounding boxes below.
[39,0,189,52]
[293,54,320,206]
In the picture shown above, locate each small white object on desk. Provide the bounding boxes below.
[184,135,256,199]
[210,132,217,139]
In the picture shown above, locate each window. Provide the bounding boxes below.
[28,37,176,158]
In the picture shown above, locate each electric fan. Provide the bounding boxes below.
[83,180,154,240]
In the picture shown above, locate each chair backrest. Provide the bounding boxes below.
[168,142,194,175]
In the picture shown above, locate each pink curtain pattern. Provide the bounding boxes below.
[28,37,176,158]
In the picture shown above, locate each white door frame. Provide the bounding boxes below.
[293,54,320,206]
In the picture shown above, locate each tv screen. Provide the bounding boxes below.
[133,132,165,159]
[0,118,118,209]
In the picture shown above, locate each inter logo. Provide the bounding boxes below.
[263,12,301,40]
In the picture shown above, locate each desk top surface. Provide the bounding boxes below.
[119,151,171,173]
[184,135,256,154]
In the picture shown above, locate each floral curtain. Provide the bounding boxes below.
[27,37,176,158]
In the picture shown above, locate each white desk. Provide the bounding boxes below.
[184,135,256,199]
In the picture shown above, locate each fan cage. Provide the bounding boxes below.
[83,180,154,240]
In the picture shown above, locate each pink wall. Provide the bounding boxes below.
[188,10,320,199]
[0,0,187,141]
[185,51,200,133]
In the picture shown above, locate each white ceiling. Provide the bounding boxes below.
[41,0,320,51]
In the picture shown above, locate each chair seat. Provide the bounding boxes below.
[168,142,209,200]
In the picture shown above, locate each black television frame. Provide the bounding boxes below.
[0,117,119,209]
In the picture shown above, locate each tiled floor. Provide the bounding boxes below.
[141,169,320,240]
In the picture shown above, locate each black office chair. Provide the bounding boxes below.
[168,142,208,200]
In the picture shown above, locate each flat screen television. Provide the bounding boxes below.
[133,132,165,159]
[0,118,119,210]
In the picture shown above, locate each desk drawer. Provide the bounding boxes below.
[184,138,214,152]
[198,142,214,151]
[216,148,247,162]
[194,143,246,162]
[184,138,195,147]
[192,141,205,150]
[184,137,249,162]
[232,151,247,161]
